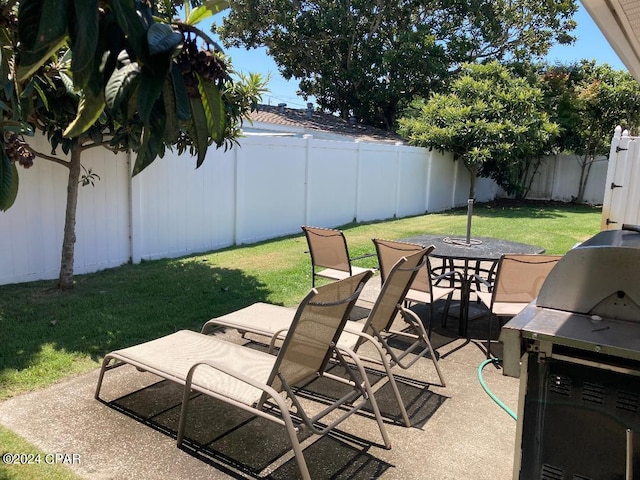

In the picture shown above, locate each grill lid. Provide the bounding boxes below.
[500,229,640,378]
[536,245,640,322]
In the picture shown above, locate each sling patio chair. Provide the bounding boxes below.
[373,238,460,338]
[202,247,445,428]
[95,270,392,480]
[471,253,562,358]
[302,225,376,287]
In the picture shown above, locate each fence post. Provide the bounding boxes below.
[549,153,561,201]
[354,139,362,222]
[394,142,403,217]
[232,139,240,245]
[303,134,313,226]
[128,151,142,264]
[424,149,432,212]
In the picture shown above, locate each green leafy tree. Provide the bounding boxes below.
[0,4,30,212]
[0,0,267,290]
[398,62,559,199]
[216,0,577,130]
[541,61,640,203]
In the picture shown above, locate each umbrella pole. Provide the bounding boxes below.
[466,198,474,245]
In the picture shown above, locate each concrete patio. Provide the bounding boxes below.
[0,281,520,479]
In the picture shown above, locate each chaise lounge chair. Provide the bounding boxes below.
[202,246,445,428]
[95,270,391,480]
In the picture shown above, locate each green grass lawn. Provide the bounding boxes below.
[0,425,83,480]
[0,200,601,400]
[0,200,601,480]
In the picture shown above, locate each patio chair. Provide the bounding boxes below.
[202,247,445,428]
[373,238,459,337]
[302,225,375,287]
[95,270,392,480]
[472,254,562,358]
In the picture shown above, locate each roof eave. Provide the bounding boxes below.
[583,0,640,81]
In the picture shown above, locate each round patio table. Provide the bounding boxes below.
[400,234,545,336]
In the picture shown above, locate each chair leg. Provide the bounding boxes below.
[178,367,313,480]
[423,332,446,388]
[400,307,446,387]
[439,293,453,331]
[347,333,413,427]
[334,347,392,446]
[428,303,434,338]
[94,359,108,400]
[371,347,413,427]
[486,313,497,359]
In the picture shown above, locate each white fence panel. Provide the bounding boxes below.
[357,143,401,222]
[527,157,557,200]
[475,177,501,203]
[601,133,624,229]
[131,146,237,262]
[495,155,608,205]
[453,160,472,206]
[561,157,591,202]
[1,132,612,286]
[235,136,307,244]
[0,154,65,284]
[0,134,130,284]
[395,146,428,217]
[583,159,609,204]
[601,129,640,229]
[426,150,457,212]
[305,137,359,227]
[528,155,606,204]
[74,148,130,274]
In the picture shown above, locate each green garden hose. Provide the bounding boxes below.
[478,358,517,421]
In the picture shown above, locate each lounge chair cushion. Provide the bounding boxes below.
[212,302,366,351]
[112,330,276,406]
[316,266,373,281]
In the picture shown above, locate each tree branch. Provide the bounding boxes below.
[367,2,384,38]
[175,21,220,49]
[24,143,70,168]
[82,140,126,153]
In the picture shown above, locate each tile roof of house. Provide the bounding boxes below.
[248,104,405,144]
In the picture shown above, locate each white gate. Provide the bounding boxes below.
[601,126,640,230]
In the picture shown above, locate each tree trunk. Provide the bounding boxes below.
[57,146,82,290]
[576,153,594,204]
[521,156,544,200]
[467,164,477,200]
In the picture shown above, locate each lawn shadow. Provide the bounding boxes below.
[469,199,602,220]
[0,260,271,384]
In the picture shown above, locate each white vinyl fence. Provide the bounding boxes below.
[527,154,608,203]
[0,132,606,286]
[1,134,131,285]
[601,126,640,229]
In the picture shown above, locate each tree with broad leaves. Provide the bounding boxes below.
[216,0,577,131]
[541,61,640,203]
[0,0,267,290]
[398,62,559,200]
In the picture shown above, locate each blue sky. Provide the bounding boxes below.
[214,3,626,109]
[545,4,625,70]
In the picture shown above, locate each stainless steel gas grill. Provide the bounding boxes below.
[500,228,640,480]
